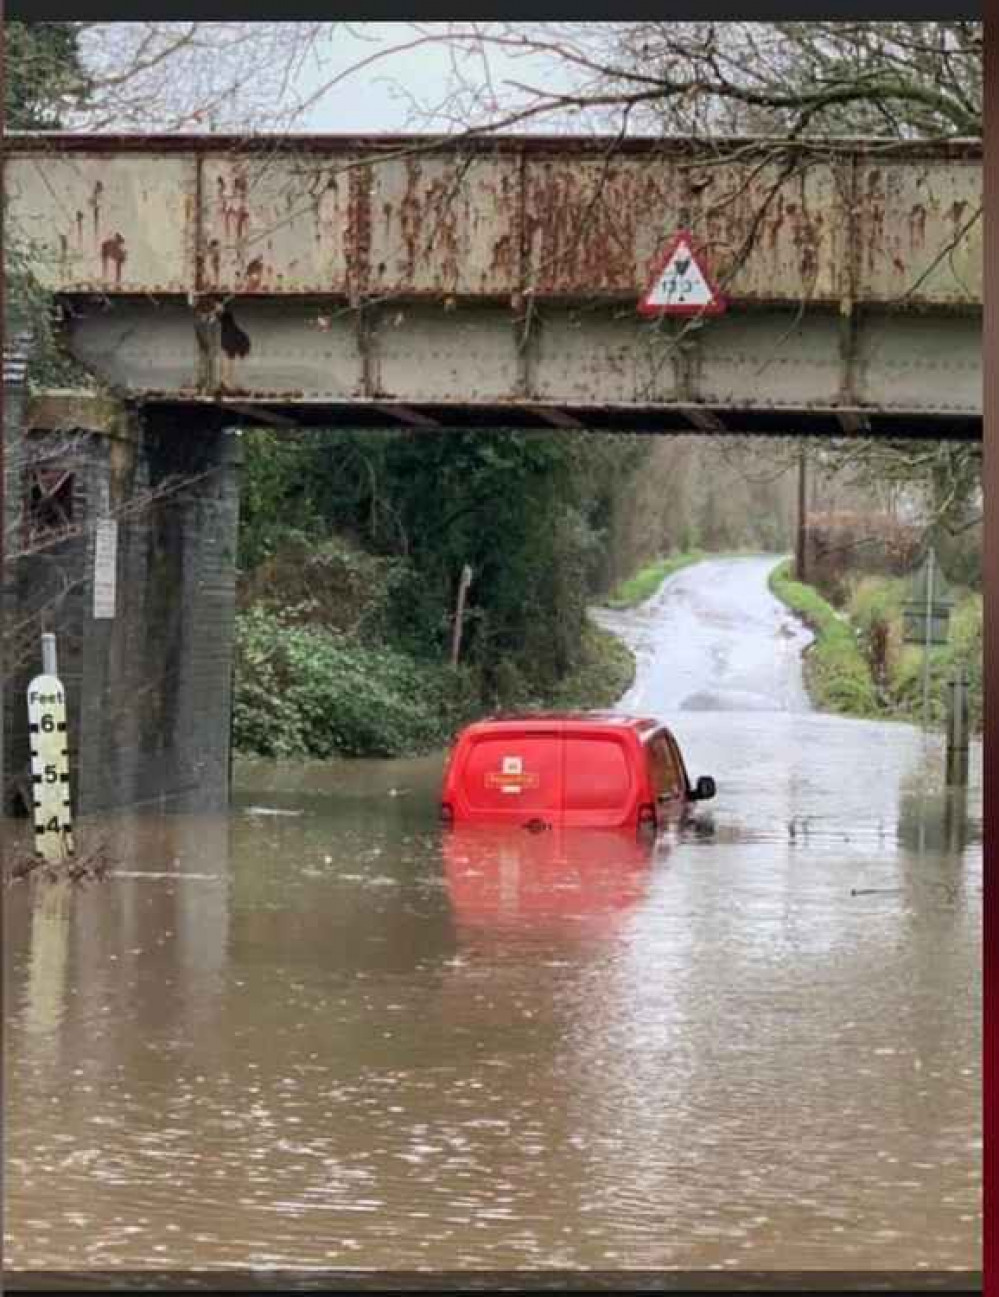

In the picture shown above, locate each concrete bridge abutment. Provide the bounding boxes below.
[2,392,241,817]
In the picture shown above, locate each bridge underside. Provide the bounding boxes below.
[144,400,978,441]
[67,297,980,441]
[2,133,983,816]
[143,399,978,441]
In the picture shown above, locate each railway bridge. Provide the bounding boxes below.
[1,133,982,813]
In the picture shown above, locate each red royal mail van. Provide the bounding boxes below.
[440,712,715,831]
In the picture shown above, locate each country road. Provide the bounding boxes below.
[592,554,812,716]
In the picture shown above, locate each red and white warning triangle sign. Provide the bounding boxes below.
[638,231,726,317]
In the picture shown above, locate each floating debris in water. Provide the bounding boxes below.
[109,871,223,882]
[5,839,114,886]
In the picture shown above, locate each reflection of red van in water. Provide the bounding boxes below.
[442,824,654,933]
[440,712,715,831]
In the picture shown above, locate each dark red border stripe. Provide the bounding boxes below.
[983,7,997,1297]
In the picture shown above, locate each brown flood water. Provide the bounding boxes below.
[2,559,982,1275]
[3,726,982,1276]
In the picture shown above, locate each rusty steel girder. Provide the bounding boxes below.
[3,133,982,436]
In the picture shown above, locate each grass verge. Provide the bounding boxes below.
[768,559,880,718]
[604,550,706,608]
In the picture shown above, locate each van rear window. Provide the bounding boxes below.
[462,735,561,813]
[562,737,631,811]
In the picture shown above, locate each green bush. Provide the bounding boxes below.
[233,607,475,759]
[884,596,981,731]
[846,574,982,731]
[847,575,908,633]
[240,533,408,643]
[232,607,637,760]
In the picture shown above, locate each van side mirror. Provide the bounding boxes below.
[693,776,716,801]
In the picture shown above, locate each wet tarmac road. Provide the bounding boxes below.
[591,554,813,717]
[3,556,981,1275]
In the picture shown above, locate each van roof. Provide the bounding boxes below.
[461,711,660,735]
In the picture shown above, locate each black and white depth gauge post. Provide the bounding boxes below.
[27,634,75,862]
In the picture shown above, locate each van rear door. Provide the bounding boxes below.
[562,733,635,827]
[460,731,562,819]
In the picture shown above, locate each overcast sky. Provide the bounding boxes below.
[73,22,587,137]
[293,25,568,134]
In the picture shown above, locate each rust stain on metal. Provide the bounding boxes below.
[490,232,515,281]
[100,233,127,285]
[908,203,928,248]
[524,162,640,294]
[346,163,372,301]
[198,238,222,285]
[217,168,250,245]
[399,158,423,282]
[790,205,824,287]
[427,169,467,291]
[864,169,886,273]
[766,193,787,252]
[90,180,104,238]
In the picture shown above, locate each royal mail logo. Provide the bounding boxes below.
[485,755,539,794]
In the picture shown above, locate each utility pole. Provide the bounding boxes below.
[921,546,935,731]
[795,444,808,581]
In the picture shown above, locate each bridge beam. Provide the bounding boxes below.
[4,133,981,436]
[61,296,982,440]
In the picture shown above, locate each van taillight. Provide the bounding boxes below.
[638,803,656,828]
[440,802,454,825]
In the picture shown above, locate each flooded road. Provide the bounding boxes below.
[3,557,981,1275]
[592,554,813,717]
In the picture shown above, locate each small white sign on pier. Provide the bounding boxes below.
[93,517,118,619]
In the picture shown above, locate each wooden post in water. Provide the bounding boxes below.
[945,668,970,787]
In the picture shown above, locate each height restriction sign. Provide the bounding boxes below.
[638,231,726,317]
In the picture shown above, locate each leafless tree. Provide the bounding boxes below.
[57,23,331,133]
[47,21,976,143]
[353,22,981,141]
